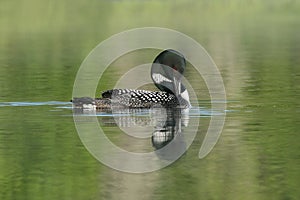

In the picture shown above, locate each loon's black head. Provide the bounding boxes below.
[151,49,190,107]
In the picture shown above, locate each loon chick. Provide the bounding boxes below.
[72,49,191,109]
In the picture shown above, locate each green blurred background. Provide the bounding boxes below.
[0,0,299,199]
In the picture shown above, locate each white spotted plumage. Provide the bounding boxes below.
[100,89,180,108]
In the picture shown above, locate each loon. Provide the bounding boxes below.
[72,49,191,109]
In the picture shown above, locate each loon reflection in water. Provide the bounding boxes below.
[72,49,191,109]
[75,107,189,159]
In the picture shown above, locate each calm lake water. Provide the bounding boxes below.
[0,1,300,200]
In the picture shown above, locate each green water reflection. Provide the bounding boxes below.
[0,0,299,199]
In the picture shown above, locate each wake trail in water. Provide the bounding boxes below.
[0,101,72,107]
[0,101,229,117]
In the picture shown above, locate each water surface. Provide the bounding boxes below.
[0,1,299,200]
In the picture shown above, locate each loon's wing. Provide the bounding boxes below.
[101,89,178,108]
[72,89,180,109]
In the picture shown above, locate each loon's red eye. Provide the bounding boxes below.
[172,65,178,71]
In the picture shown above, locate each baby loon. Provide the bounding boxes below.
[72,49,191,109]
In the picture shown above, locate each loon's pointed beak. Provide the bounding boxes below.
[173,69,191,108]
[173,72,181,98]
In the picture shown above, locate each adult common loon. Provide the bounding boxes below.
[72,49,191,109]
